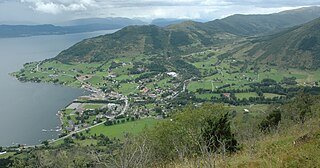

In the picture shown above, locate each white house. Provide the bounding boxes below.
[167,72,178,78]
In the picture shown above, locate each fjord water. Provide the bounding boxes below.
[0,30,116,146]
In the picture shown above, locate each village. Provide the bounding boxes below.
[56,70,183,135]
[13,48,320,138]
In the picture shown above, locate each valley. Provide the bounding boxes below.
[12,39,320,145]
[3,6,320,168]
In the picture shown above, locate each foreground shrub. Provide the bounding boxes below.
[141,104,239,163]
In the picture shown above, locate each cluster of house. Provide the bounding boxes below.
[63,102,124,132]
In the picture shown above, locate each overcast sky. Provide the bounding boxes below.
[0,0,319,24]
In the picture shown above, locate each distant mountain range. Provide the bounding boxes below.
[58,17,146,26]
[0,24,67,38]
[4,6,320,39]
[53,6,320,68]
[0,17,201,38]
[0,18,146,38]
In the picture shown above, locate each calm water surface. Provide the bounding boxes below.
[0,30,116,146]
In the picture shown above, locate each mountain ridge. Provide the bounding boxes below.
[204,6,320,36]
[55,24,235,63]
[0,18,146,38]
[53,6,320,63]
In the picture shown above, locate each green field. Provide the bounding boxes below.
[264,93,282,98]
[0,152,15,159]
[74,139,98,147]
[83,104,104,109]
[84,118,158,138]
[195,93,220,100]
[235,92,258,99]
[117,83,138,95]
[86,76,104,86]
[188,81,214,92]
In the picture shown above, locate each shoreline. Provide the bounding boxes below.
[9,74,98,146]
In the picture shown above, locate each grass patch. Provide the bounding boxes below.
[0,152,15,159]
[84,118,158,139]
[83,104,104,110]
[236,92,258,99]
[188,81,213,92]
[195,93,220,100]
[117,83,138,95]
[74,139,98,147]
[264,93,282,98]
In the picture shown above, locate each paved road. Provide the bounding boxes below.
[118,96,129,116]
[50,120,107,143]
[171,77,193,99]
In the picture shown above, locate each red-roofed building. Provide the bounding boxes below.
[223,93,231,98]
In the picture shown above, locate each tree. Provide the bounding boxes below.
[155,107,162,114]
[63,137,74,145]
[261,78,277,86]
[282,91,313,123]
[281,77,297,85]
[295,92,312,123]
[42,140,49,147]
[259,109,281,132]
[0,158,12,168]
[201,113,238,153]
[105,120,113,126]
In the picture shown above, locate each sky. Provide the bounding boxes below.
[0,0,319,24]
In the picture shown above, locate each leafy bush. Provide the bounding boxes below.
[202,113,238,153]
[146,62,167,72]
[281,77,297,85]
[259,109,281,132]
[143,104,238,162]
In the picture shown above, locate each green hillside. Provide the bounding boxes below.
[54,23,235,63]
[206,6,320,36]
[53,6,320,63]
[244,17,320,69]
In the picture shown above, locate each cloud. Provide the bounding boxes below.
[18,0,233,18]
[1,0,320,24]
[18,0,320,17]
[225,0,320,7]
[91,0,319,9]
[21,0,97,14]
[93,0,230,8]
